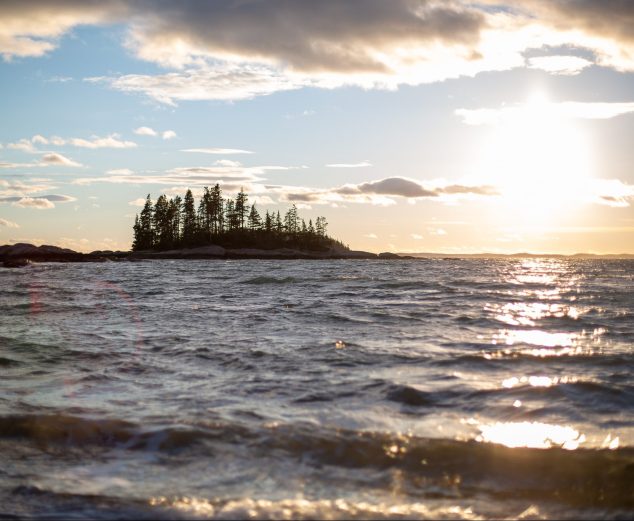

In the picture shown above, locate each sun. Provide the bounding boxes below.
[475,92,594,225]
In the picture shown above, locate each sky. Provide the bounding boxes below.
[1,0,633,254]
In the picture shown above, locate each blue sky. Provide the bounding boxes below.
[1,1,633,253]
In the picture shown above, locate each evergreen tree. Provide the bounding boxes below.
[248,203,262,231]
[315,216,328,237]
[136,194,154,250]
[153,194,173,249]
[132,214,141,250]
[264,211,273,233]
[275,211,283,234]
[199,187,212,240]
[169,196,182,246]
[234,188,249,229]
[225,200,239,231]
[308,219,315,235]
[210,184,223,235]
[182,189,197,246]
[284,204,299,234]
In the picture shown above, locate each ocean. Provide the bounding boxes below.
[1,258,633,519]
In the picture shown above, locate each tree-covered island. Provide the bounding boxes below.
[132,185,349,252]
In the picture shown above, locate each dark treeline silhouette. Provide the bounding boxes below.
[132,185,349,252]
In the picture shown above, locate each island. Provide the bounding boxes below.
[1,185,409,266]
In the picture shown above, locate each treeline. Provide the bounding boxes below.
[132,185,348,252]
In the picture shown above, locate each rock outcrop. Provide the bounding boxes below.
[0,243,105,267]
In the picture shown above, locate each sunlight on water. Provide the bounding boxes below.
[494,329,576,347]
[488,302,580,327]
[484,346,589,359]
[501,375,578,388]
[149,496,483,520]
[477,421,586,449]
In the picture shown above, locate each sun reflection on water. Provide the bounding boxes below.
[501,375,578,388]
[477,421,586,449]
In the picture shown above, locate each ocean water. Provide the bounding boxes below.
[1,258,633,520]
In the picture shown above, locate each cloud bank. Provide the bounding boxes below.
[3,1,634,103]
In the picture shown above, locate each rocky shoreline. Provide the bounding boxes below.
[0,243,408,267]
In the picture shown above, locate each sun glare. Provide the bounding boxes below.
[476,92,593,225]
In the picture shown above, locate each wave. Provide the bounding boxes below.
[2,414,633,509]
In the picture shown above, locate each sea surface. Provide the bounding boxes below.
[1,258,633,520]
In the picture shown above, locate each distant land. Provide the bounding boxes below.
[400,252,634,259]
[1,243,633,268]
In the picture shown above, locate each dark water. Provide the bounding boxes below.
[1,258,633,519]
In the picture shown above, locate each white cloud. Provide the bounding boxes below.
[88,65,305,105]
[590,179,634,208]
[0,3,121,60]
[41,152,82,167]
[134,126,157,136]
[0,217,19,228]
[411,234,424,240]
[273,177,498,207]
[13,197,55,209]
[326,161,372,168]
[7,139,36,153]
[527,55,593,75]
[181,148,253,155]
[162,130,176,140]
[364,233,378,239]
[428,228,448,236]
[456,101,634,126]
[106,168,134,176]
[0,179,54,196]
[72,163,295,188]
[128,198,147,207]
[0,161,41,169]
[249,195,276,206]
[215,159,242,167]
[67,134,137,149]
[31,134,49,145]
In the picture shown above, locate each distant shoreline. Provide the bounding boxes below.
[1,243,633,267]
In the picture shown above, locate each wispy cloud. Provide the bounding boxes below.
[326,161,372,168]
[72,163,294,188]
[591,179,634,208]
[3,133,137,151]
[106,168,134,176]
[181,148,253,155]
[0,179,55,196]
[128,198,147,207]
[273,177,498,207]
[11,197,55,209]
[0,152,82,169]
[456,101,634,126]
[527,55,593,75]
[6,139,37,153]
[0,217,19,228]
[0,194,76,210]
[66,134,136,149]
